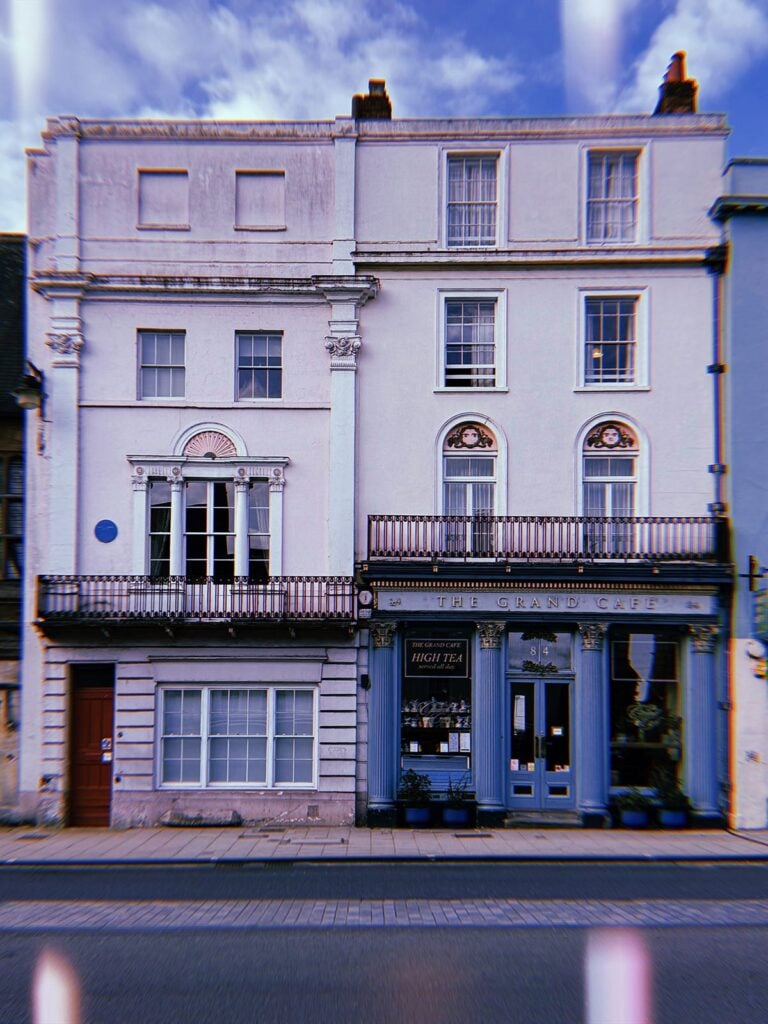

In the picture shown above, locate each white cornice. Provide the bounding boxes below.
[352,246,718,269]
[31,272,379,301]
[40,113,728,143]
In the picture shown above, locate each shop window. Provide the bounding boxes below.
[609,630,682,789]
[400,635,471,787]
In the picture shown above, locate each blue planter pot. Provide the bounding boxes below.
[403,805,431,827]
[441,806,472,828]
[658,808,688,829]
[620,809,649,829]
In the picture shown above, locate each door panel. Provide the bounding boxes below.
[70,685,114,826]
[509,679,574,809]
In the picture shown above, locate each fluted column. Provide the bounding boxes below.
[233,473,250,577]
[686,625,720,817]
[474,622,505,822]
[367,622,399,814]
[168,469,184,576]
[577,623,609,822]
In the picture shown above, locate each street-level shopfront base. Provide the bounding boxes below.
[363,582,726,828]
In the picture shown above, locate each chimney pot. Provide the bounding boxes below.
[351,79,392,119]
[653,50,697,114]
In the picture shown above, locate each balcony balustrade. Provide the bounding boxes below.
[367,515,725,563]
[37,575,356,624]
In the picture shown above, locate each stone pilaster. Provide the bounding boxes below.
[686,624,721,817]
[268,468,285,576]
[474,622,505,824]
[577,623,609,824]
[367,622,399,822]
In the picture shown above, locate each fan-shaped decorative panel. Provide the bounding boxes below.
[183,431,237,459]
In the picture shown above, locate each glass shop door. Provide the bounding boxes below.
[508,680,574,809]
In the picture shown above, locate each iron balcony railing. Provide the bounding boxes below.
[367,515,726,562]
[37,575,356,623]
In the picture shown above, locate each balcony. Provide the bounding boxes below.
[37,576,356,625]
[367,515,726,563]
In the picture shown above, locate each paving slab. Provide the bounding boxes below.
[1,824,768,864]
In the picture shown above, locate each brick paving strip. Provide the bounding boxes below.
[1,899,768,931]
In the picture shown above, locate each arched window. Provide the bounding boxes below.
[582,421,638,554]
[441,421,497,555]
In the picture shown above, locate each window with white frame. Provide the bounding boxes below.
[160,686,315,787]
[586,152,639,243]
[444,298,497,388]
[138,331,185,399]
[441,422,497,555]
[236,332,282,400]
[446,155,498,247]
[584,296,638,385]
[148,477,270,581]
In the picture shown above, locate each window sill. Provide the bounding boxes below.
[574,385,650,393]
[158,783,318,791]
[234,224,287,232]
[136,223,191,231]
[138,396,186,402]
[583,239,640,247]
[434,386,509,393]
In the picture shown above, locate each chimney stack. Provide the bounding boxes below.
[653,51,697,114]
[351,79,392,120]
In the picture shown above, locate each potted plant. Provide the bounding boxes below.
[441,774,475,828]
[398,769,432,826]
[653,770,691,828]
[616,788,652,828]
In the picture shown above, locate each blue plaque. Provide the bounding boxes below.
[94,519,118,543]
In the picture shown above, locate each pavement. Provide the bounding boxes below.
[2,823,768,864]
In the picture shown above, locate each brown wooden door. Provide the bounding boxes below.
[70,685,114,826]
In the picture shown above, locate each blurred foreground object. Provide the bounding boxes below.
[586,928,652,1023]
[33,948,80,1024]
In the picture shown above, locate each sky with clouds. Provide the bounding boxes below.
[1,0,768,231]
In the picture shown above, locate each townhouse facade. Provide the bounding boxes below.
[712,159,768,828]
[20,70,734,828]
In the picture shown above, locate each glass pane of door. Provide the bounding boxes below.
[511,683,535,770]
[544,683,570,772]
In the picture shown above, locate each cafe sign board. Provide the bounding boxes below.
[405,638,469,678]
[379,589,717,617]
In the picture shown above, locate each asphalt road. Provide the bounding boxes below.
[2,859,768,901]
[2,862,768,1023]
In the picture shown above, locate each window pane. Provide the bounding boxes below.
[447,156,498,247]
[236,333,282,400]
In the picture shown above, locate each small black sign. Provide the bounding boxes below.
[405,638,469,678]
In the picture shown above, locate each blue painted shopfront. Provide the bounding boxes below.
[365,583,725,827]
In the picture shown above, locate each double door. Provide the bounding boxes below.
[508,679,573,809]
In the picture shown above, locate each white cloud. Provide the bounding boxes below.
[616,0,768,111]
[0,0,532,229]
